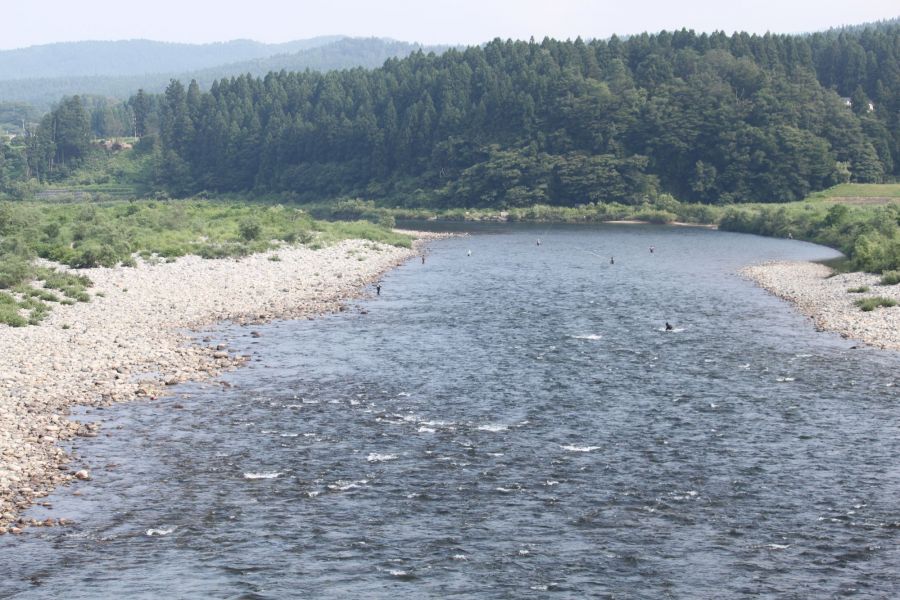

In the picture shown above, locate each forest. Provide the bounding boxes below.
[2,22,899,208]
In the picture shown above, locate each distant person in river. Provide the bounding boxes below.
[537,239,541,246]
[376,284,381,296]
[650,246,655,253]
[665,322,673,331]
[467,250,472,256]
[421,255,426,264]
[610,256,615,264]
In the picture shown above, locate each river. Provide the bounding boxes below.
[2,224,899,599]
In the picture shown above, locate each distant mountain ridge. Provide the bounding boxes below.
[0,37,450,110]
[190,38,450,81]
[0,37,345,80]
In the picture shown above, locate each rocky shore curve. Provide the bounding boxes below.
[741,260,900,351]
[0,234,437,533]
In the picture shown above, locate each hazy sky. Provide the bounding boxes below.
[3,0,898,50]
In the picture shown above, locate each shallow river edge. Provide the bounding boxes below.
[740,260,900,352]
[2,237,897,536]
[0,232,443,533]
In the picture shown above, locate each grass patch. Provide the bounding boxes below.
[806,183,900,201]
[0,304,27,327]
[0,284,59,326]
[19,297,50,324]
[855,296,898,311]
[12,284,60,302]
[34,267,92,301]
[0,254,32,288]
[847,285,870,293]
[818,256,855,276]
[881,271,900,286]
[316,220,413,248]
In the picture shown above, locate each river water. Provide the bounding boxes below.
[2,224,900,599]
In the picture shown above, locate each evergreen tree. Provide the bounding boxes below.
[29,22,898,204]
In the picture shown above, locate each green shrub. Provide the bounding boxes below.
[20,298,49,324]
[13,285,60,302]
[36,268,92,302]
[198,244,231,259]
[378,214,396,229]
[855,296,898,311]
[43,222,61,239]
[633,209,677,224]
[847,286,870,293]
[42,246,77,265]
[0,304,27,327]
[881,271,900,286]
[238,218,262,241]
[70,242,121,268]
[0,254,32,288]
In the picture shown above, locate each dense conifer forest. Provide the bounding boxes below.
[6,22,900,207]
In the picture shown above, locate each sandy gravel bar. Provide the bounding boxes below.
[0,233,441,532]
[741,261,900,351]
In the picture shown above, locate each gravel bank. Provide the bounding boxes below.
[741,261,900,351]
[0,235,436,533]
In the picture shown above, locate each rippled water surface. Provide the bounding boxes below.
[3,224,900,599]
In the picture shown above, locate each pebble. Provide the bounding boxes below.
[741,261,900,351]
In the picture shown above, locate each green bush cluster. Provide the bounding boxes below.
[0,199,411,326]
[719,201,900,273]
[0,254,30,288]
[0,199,401,271]
[0,286,55,326]
[881,271,900,285]
[306,196,725,227]
[855,296,898,311]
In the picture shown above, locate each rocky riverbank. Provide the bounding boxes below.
[741,261,900,351]
[0,234,437,533]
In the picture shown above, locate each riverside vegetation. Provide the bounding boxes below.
[0,199,408,325]
[309,188,900,274]
[0,185,897,329]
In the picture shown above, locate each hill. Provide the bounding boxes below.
[126,23,898,206]
[0,38,447,111]
[0,37,343,80]
[4,21,899,213]
[188,38,450,82]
